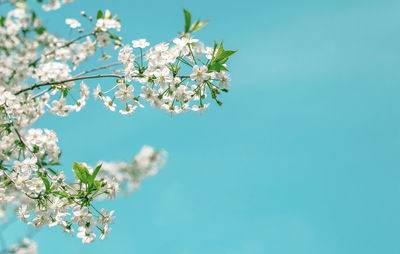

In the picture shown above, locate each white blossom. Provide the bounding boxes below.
[132,39,149,49]
[65,18,81,28]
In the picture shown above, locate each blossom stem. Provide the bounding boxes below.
[188,44,198,65]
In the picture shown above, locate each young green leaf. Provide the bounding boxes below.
[92,180,101,191]
[183,9,191,33]
[217,50,238,62]
[214,41,225,60]
[62,89,69,98]
[41,176,50,193]
[97,10,104,20]
[208,62,228,72]
[53,191,68,198]
[107,31,121,41]
[34,27,46,35]
[33,145,40,153]
[91,163,102,181]
[190,19,210,33]
[31,11,37,24]
[208,41,238,72]
[72,162,91,184]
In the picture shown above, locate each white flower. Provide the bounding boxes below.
[115,83,134,104]
[96,11,121,32]
[77,226,96,244]
[65,18,81,28]
[50,98,73,117]
[27,177,46,194]
[18,205,30,223]
[99,224,111,240]
[192,103,210,113]
[172,37,197,50]
[118,45,134,65]
[190,65,210,84]
[21,157,38,172]
[94,84,103,100]
[161,104,182,114]
[42,0,61,11]
[74,98,86,112]
[119,104,137,115]
[34,61,71,82]
[104,9,112,19]
[80,81,89,98]
[97,209,115,226]
[97,33,111,47]
[132,39,149,49]
[60,221,74,236]
[103,96,116,111]
[216,71,230,89]
[71,206,91,227]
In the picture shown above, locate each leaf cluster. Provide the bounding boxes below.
[208,41,238,72]
[183,9,210,34]
[73,162,103,191]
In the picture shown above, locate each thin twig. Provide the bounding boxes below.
[15,74,125,95]
[32,87,51,100]
[75,62,122,77]
[29,32,96,66]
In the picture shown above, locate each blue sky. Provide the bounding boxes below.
[5,0,400,253]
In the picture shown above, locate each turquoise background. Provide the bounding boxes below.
[5,0,400,253]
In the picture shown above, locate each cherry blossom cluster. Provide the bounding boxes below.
[0,0,235,251]
[10,238,38,254]
[100,146,167,194]
[103,36,234,115]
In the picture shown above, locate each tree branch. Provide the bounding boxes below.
[75,62,123,77]
[15,74,125,95]
[29,32,96,67]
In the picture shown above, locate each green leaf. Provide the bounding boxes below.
[183,9,191,33]
[97,10,104,20]
[33,145,40,153]
[4,179,12,187]
[217,50,238,62]
[72,162,91,184]
[214,41,225,60]
[211,41,219,58]
[191,20,200,30]
[91,163,102,181]
[53,191,68,198]
[208,62,228,72]
[35,27,46,35]
[92,180,101,191]
[107,31,121,41]
[0,16,6,27]
[41,176,50,193]
[62,89,69,97]
[31,11,37,24]
[190,19,210,33]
